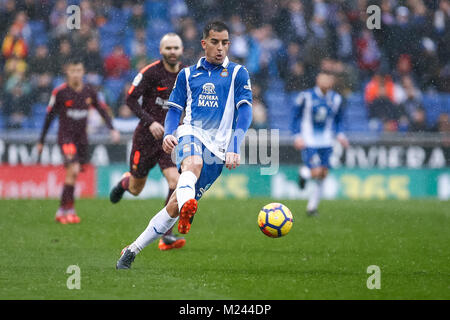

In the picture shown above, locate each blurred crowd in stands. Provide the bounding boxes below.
[0,0,449,135]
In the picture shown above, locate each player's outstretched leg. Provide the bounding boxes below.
[306,168,327,217]
[110,172,131,203]
[116,204,178,269]
[116,246,136,269]
[158,187,186,250]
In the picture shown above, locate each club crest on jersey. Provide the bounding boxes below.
[202,83,216,95]
[85,97,92,105]
[220,69,228,77]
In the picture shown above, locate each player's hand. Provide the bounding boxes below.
[225,152,240,170]
[337,134,350,149]
[36,143,43,155]
[163,134,178,154]
[293,136,306,150]
[110,129,121,144]
[149,122,165,140]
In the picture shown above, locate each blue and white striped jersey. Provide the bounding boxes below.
[291,86,344,148]
[168,56,252,160]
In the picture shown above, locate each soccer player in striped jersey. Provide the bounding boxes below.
[37,57,121,224]
[291,71,349,216]
[116,21,253,269]
[109,33,186,251]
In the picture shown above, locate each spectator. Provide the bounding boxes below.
[53,38,73,76]
[229,15,248,64]
[130,43,150,72]
[129,3,147,30]
[104,45,131,79]
[431,113,450,133]
[250,83,267,129]
[401,75,423,117]
[409,107,429,132]
[356,29,381,77]
[3,76,32,129]
[284,60,309,93]
[2,24,28,60]
[28,44,53,76]
[180,20,201,65]
[278,41,302,83]
[365,72,404,105]
[335,22,353,63]
[80,0,96,28]
[393,54,414,82]
[4,55,27,78]
[0,0,18,38]
[365,73,407,132]
[128,28,148,59]
[49,0,69,39]
[30,72,53,105]
[82,37,104,75]
[414,37,441,91]
[72,23,97,56]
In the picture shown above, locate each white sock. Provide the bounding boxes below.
[299,166,311,179]
[307,179,324,212]
[129,207,178,254]
[176,171,197,211]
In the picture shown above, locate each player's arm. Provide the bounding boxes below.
[91,90,121,143]
[291,92,306,150]
[126,68,163,139]
[334,94,349,148]
[163,68,187,154]
[37,88,61,154]
[225,67,253,170]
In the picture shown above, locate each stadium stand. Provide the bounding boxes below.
[0,0,449,135]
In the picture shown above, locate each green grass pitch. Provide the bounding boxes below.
[0,198,449,299]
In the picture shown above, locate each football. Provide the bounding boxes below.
[258,203,294,238]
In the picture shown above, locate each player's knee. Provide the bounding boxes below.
[128,178,145,196]
[66,163,80,180]
[181,156,203,177]
[310,168,321,179]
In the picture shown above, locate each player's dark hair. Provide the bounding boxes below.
[202,21,230,39]
[66,56,84,66]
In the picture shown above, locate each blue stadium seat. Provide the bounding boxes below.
[28,20,46,34]
[264,89,291,135]
[342,93,369,132]
[422,94,443,126]
[147,19,174,40]
[145,0,169,20]
[104,78,127,104]
[32,103,47,116]
[0,113,5,131]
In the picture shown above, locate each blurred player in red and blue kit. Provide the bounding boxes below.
[291,71,349,216]
[37,57,121,224]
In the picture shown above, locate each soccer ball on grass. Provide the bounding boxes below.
[258,203,293,238]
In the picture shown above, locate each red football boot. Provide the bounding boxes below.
[158,235,186,251]
[178,198,198,234]
[66,209,81,224]
[55,208,68,224]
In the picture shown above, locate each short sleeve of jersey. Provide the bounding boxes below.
[128,67,152,98]
[47,86,62,114]
[168,68,187,110]
[234,67,253,109]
